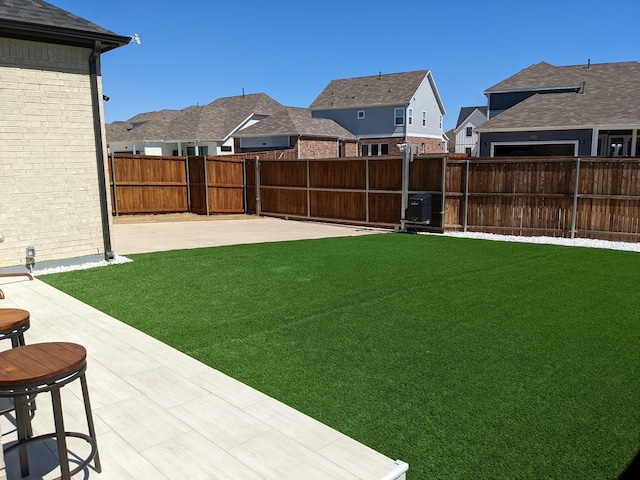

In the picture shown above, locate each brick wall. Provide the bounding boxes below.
[0,38,110,268]
[296,138,338,158]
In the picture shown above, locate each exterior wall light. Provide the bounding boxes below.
[26,246,36,272]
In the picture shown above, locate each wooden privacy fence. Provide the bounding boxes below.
[445,157,640,242]
[245,155,446,228]
[107,153,245,215]
[107,153,640,243]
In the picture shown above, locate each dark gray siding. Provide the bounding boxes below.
[479,129,593,157]
[488,89,581,118]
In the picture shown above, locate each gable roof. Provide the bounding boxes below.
[310,70,442,111]
[234,107,357,140]
[106,93,285,143]
[478,61,640,132]
[455,106,487,128]
[0,0,130,52]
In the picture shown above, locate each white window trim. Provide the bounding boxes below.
[422,111,426,127]
[394,108,405,126]
[358,110,365,119]
[490,140,579,157]
[408,108,413,126]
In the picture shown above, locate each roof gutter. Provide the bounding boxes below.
[0,20,131,52]
[89,40,114,260]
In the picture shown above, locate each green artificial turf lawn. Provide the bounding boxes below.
[41,234,640,479]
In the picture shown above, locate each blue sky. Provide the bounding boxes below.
[50,0,639,131]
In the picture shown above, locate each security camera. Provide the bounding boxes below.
[102,95,110,101]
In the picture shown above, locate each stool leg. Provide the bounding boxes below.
[51,387,71,480]
[14,392,31,477]
[11,333,37,413]
[80,372,101,473]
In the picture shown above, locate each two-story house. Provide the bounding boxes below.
[453,106,487,156]
[309,70,446,156]
[476,61,640,157]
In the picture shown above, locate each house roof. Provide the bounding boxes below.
[455,106,487,128]
[0,0,131,52]
[478,61,640,132]
[107,93,285,143]
[309,70,443,111]
[235,107,357,140]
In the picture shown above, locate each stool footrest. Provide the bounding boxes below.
[3,430,101,478]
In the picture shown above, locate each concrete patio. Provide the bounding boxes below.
[1,217,405,479]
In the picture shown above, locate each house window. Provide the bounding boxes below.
[220,146,232,152]
[362,143,389,156]
[358,110,365,119]
[422,111,426,127]
[466,127,473,137]
[394,108,404,126]
[408,108,413,125]
[465,147,472,156]
[439,115,443,129]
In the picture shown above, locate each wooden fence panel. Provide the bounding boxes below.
[110,154,188,214]
[309,160,367,189]
[206,157,244,213]
[261,188,307,216]
[369,158,402,190]
[310,191,367,221]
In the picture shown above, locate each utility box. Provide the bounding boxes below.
[407,193,432,224]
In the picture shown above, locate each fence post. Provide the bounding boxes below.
[366,157,370,223]
[463,159,470,232]
[400,141,410,232]
[256,157,261,216]
[204,156,210,216]
[306,158,311,218]
[441,155,447,231]
[185,155,191,213]
[243,156,247,214]
[110,151,119,216]
[571,157,581,239]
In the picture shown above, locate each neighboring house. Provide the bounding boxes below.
[107,93,284,156]
[476,61,640,157]
[0,0,130,270]
[233,106,358,158]
[453,106,487,156]
[309,70,447,156]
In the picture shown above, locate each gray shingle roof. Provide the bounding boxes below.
[235,107,357,140]
[309,70,432,110]
[107,94,285,143]
[456,106,487,128]
[478,61,640,131]
[0,0,130,51]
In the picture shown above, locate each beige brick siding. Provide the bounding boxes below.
[0,38,110,268]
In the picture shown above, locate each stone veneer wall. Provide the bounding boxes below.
[0,38,110,268]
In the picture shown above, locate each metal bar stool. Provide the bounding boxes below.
[0,308,36,420]
[0,342,101,480]
[0,308,31,348]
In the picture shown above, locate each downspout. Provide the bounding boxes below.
[89,40,114,260]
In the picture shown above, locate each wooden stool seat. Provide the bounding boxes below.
[0,308,30,348]
[0,342,100,479]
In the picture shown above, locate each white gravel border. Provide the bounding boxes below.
[439,231,640,253]
[32,255,133,276]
